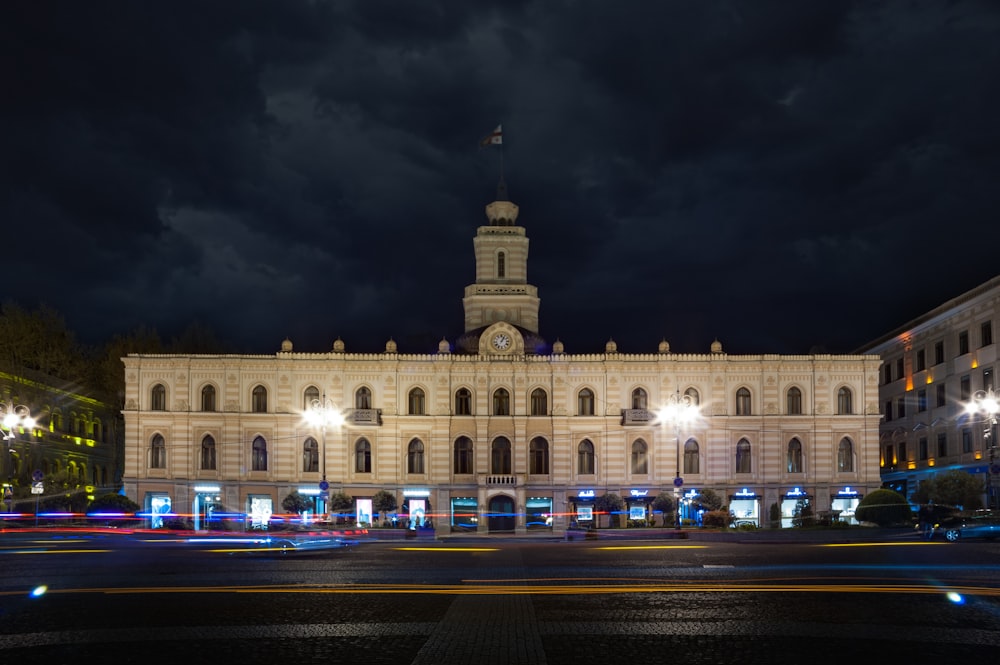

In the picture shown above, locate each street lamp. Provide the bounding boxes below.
[303,394,343,518]
[657,390,700,529]
[1,401,35,510]
[965,388,1000,510]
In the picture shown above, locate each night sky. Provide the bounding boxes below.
[4,1,999,356]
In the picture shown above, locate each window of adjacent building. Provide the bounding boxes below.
[937,433,948,458]
[896,358,904,380]
[455,388,472,416]
[151,384,166,411]
[959,331,969,355]
[837,387,853,415]
[578,388,595,416]
[685,387,700,404]
[736,388,751,416]
[408,388,425,415]
[884,364,892,384]
[631,388,648,410]
[530,388,547,416]
[985,367,995,392]
[683,439,700,474]
[407,439,425,474]
[897,396,906,418]
[982,320,994,347]
[960,375,971,402]
[201,385,216,412]
[885,444,894,469]
[454,437,473,474]
[899,442,907,466]
[935,341,944,365]
[497,251,506,278]
[735,438,752,473]
[787,438,803,473]
[917,389,927,412]
[251,385,267,413]
[355,387,372,410]
[491,437,512,474]
[578,439,595,475]
[837,438,854,472]
[885,400,893,422]
[962,428,972,454]
[630,439,648,475]
[93,420,103,443]
[918,437,928,461]
[303,437,318,473]
[530,437,550,475]
[150,434,166,469]
[355,438,371,473]
[916,349,925,372]
[303,386,319,410]
[201,435,216,471]
[251,436,268,471]
[786,387,802,415]
[493,388,510,416]
[933,384,944,408]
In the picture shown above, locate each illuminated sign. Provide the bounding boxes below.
[734,488,757,498]
[194,485,221,493]
[403,489,430,497]
[684,489,699,499]
[629,489,648,497]
[837,486,859,496]
[785,487,807,497]
[578,489,595,498]
[298,487,321,496]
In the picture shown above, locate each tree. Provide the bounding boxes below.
[88,493,140,513]
[282,491,313,515]
[854,488,912,526]
[328,491,354,523]
[697,489,724,512]
[651,492,675,526]
[594,492,625,528]
[911,470,984,510]
[372,490,397,524]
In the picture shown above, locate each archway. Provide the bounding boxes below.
[488,495,515,533]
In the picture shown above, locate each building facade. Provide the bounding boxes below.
[122,188,882,532]
[861,275,1000,506]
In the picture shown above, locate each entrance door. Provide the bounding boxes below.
[488,495,515,532]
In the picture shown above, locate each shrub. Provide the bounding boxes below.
[702,510,730,528]
[854,488,911,526]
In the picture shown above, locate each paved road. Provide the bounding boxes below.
[2,528,999,664]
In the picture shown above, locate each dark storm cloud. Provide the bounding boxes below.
[2,0,998,355]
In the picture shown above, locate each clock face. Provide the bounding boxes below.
[492,333,512,350]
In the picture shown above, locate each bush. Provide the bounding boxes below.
[702,510,730,528]
[854,488,911,526]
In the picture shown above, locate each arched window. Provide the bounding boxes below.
[685,387,700,404]
[407,439,425,474]
[787,438,803,473]
[684,438,700,474]
[786,387,802,415]
[578,439,595,475]
[631,388,648,410]
[151,384,166,411]
[303,437,319,473]
[150,434,166,468]
[93,419,103,443]
[408,388,425,415]
[497,251,506,278]
[578,388,595,416]
[201,385,216,412]
[735,438,752,473]
[529,437,549,474]
[454,436,474,474]
[736,387,752,416]
[201,435,216,471]
[837,387,853,415]
[838,438,854,472]
[455,388,472,415]
[491,437,511,474]
[355,387,372,410]
[303,385,319,410]
[355,438,372,473]
[252,386,267,413]
[631,438,648,474]
[251,436,268,471]
[493,388,510,416]
[530,388,548,416]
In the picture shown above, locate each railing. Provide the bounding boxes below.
[347,409,382,426]
[480,474,517,486]
[620,408,655,425]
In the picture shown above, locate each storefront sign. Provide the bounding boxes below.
[629,489,648,497]
[193,485,221,493]
[837,486,859,496]
[785,487,807,498]
[578,489,595,499]
[734,488,757,498]
[403,489,430,497]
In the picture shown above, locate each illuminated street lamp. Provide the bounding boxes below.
[1,401,35,510]
[303,394,343,517]
[965,388,1000,509]
[657,390,700,529]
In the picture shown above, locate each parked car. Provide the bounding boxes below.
[938,510,1000,542]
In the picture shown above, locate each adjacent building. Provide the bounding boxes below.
[122,185,882,532]
[860,275,1000,506]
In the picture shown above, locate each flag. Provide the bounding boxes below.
[479,124,502,147]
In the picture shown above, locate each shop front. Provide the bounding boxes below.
[570,489,596,528]
[627,489,651,525]
[729,488,760,527]
[247,493,273,530]
[780,487,812,528]
[295,486,327,524]
[192,484,223,531]
[831,486,861,525]
[402,489,432,529]
[681,488,701,526]
[145,492,173,529]
[450,496,479,532]
[526,496,553,530]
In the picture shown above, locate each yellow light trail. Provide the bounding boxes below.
[5,549,113,555]
[393,547,499,552]
[594,545,708,550]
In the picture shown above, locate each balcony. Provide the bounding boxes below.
[480,474,518,486]
[347,409,382,426]
[620,408,655,426]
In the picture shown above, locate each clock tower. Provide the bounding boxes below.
[462,180,541,334]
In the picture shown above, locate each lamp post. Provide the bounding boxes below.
[657,390,700,529]
[1,401,36,512]
[965,388,1000,510]
[303,394,343,519]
